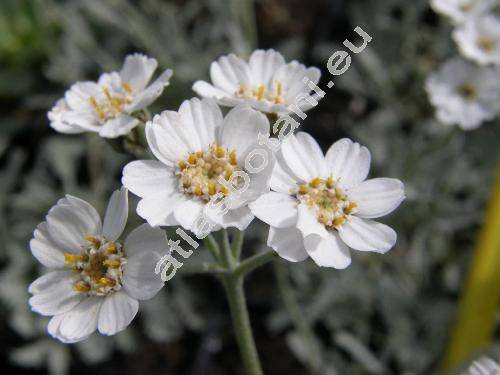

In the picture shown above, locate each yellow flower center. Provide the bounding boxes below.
[297,177,357,230]
[64,235,125,296]
[89,83,134,122]
[176,145,242,202]
[478,36,496,53]
[457,83,477,101]
[236,80,285,104]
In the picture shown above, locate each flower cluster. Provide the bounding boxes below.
[34,49,405,343]
[428,0,500,129]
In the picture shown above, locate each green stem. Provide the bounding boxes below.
[234,251,277,279]
[222,275,263,375]
[231,230,244,260]
[274,262,321,374]
[221,229,236,269]
[203,234,221,262]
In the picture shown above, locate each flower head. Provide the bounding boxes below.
[193,49,321,116]
[464,356,500,375]
[48,53,172,138]
[431,0,495,24]
[454,14,500,65]
[249,134,405,269]
[426,58,500,129]
[29,188,166,343]
[122,98,275,237]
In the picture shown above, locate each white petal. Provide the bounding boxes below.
[124,223,167,258]
[173,199,205,232]
[29,271,83,316]
[296,203,329,238]
[178,97,221,148]
[192,80,230,100]
[126,69,172,112]
[206,206,254,231]
[146,111,189,167]
[48,314,90,343]
[249,192,298,228]
[324,138,371,189]
[269,157,300,194]
[219,105,270,158]
[137,190,185,228]
[273,62,321,102]
[65,81,101,110]
[347,178,405,219]
[120,53,158,91]
[304,232,351,269]
[210,54,251,93]
[99,115,140,138]
[280,133,326,182]
[123,251,164,300]
[338,216,397,253]
[46,197,101,250]
[48,99,86,134]
[102,187,128,241]
[98,291,138,336]
[267,226,308,262]
[122,159,175,197]
[30,222,66,268]
[58,297,102,343]
[249,49,285,84]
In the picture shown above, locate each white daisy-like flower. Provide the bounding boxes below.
[464,356,500,375]
[48,53,173,138]
[29,187,166,343]
[249,134,405,268]
[192,49,321,116]
[431,0,495,24]
[122,98,275,237]
[425,58,500,129]
[454,14,500,65]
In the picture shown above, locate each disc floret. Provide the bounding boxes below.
[64,235,126,296]
[176,145,242,202]
[297,176,357,230]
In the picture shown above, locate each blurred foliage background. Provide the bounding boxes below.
[0,0,499,374]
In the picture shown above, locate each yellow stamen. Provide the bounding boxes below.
[478,36,495,53]
[309,177,323,188]
[326,177,335,189]
[208,181,216,195]
[345,202,358,214]
[215,146,225,158]
[178,161,187,170]
[194,186,203,196]
[103,259,121,268]
[122,82,133,94]
[64,253,84,263]
[86,235,101,246]
[256,85,265,100]
[298,184,308,194]
[333,217,346,227]
[98,277,115,286]
[74,281,91,292]
[229,151,238,165]
[188,154,197,164]
[89,96,104,118]
[103,87,112,101]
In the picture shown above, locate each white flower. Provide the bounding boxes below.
[122,98,274,237]
[192,49,321,116]
[464,356,500,375]
[431,0,495,24]
[48,53,173,138]
[249,134,405,269]
[454,14,500,65]
[426,58,500,129]
[29,187,166,343]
